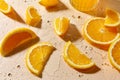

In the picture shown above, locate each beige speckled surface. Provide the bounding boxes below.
[0,0,120,80]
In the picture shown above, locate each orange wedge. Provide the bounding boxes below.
[83,17,120,49]
[108,38,120,71]
[39,0,59,7]
[70,0,99,12]
[26,6,41,26]
[25,42,54,76]
[63,41,95,69]
[105,9,120,27]
[54,17,70,36]
[0,28,37,56]
[0,0,13,14]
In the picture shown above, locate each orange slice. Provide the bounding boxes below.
[63,41,95,69]
[70,0,99,12]
[105,9,120,27]
[26,6,41,26]
[25,42,54,76]
[0,0,13,14]
[54,17,70,36]
[108,38,120,70]
[0,28,37,56]
[83,17,120,48]
[39,0,59,7]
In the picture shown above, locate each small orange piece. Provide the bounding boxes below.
[26,6,41,26]
[83,17,119,49]
[39,0,59,7]
[0,28,37,56]
[25,42,54,76]
[0,0,13,14]
[109,38,120,71]
[105,9,120,27]
[63,41,95,69]
[54,17,70,36]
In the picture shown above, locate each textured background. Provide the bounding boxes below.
[0,0,120,80]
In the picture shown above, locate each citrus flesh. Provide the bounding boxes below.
[54,17,69,36]
[0,28,37,56]
[109,38,120,70]
[26,6,41,26]
[83,17,119,46]
[26,42,54,76]
[70,0,99,11]
[63,41,94,69]
[0,0,12,14]
[105,9,120,27]
[39,0,59,7]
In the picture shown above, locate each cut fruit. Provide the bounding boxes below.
[105,9,120,27]
[83,17,120,47]
[26,6,41,26]
[63,41,95,69]
[39,0,59,7]
[108,38,120,70]
[0,28,37,56]
[25,42,54,76]
[54,17,70,36]
[70,0,99,12]
[0,0,12,14]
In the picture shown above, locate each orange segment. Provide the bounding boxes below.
[54,17,70,36]
[70,0,99,11]
[105,9,120,27]
[39,0,59,7]
[0,28,37,56]
[109,38,120,70]
[25,42,54,76]
[26,6,41,26]
[83,17,119,47]
[0,0,12,14]
[63,41,94,69]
